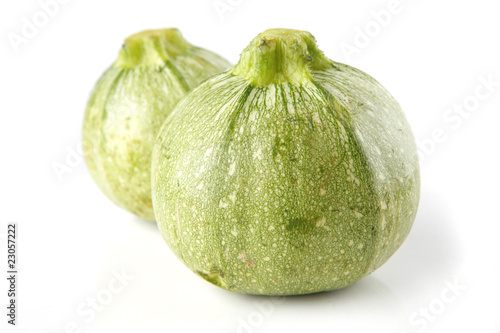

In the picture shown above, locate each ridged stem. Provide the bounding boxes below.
[232,28,332,87]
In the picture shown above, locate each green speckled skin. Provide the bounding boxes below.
[82,29,230,221]
[152,29,420,294]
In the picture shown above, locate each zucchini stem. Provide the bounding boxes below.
[232,28,332,87]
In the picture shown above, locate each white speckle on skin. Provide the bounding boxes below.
[316,217,326,227]
[348,240,354,246]
[196,182,204,190]
[229,162,236,175]
[253,148,262,160]
[353,210,364,218]
[263,257,270,261]
[319,188,326,195]
[358,243,364,249]
[249,111,257,122]
[378,173,386,180]
[231,228,238,236]
[268,225,275,231]
[229,191,237,203]
[312,113,321,125]
[381,216,387,230]
[205,147,213,157]
[237,250,255,267]
[381,201,387,210]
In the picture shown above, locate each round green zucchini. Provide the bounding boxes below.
[152,28,420,295]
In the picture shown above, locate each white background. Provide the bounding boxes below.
[1,0,499,332]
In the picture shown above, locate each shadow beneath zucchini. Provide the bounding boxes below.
[234,276,406,332]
